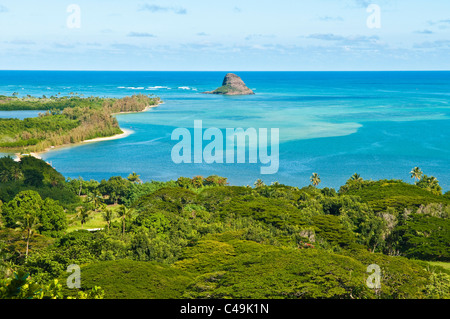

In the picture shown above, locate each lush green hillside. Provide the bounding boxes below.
[71,260,193,299]
[1,159,449,299]
[340,179,450,212]
[71,238,432,299]
[0,156,79,210]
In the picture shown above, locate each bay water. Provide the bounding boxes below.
[0,71,449,190]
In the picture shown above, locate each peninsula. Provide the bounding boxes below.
[204,73,255,95]
[0,94,161,154]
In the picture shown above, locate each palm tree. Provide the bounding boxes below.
[410,167,423,183]
[102,209,115,232]
[127,172,142,184]
[8,166,23,182]
[86,190,103,212]
[416,175,442,194]
[78,206,92,229]
[254,179,265,188]
[0,170,10,183]
[117,206,132,238]
[77,176,84,196]
[15,212,41,260]
[310,173,321,188]
[350,173,363,182]
[49,175,60,187]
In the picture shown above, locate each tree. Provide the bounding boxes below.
[86,190,103,212]
[0,165,23,183]
[416,175,442,195]
[1,191,66,237]
[410,167,423,183]
[49,175,60,187]
[350,173,363,182]
[127,172,142,184]
[23,169,44,187]
[191,176,204,189]
[10,166,23,182]
[1,191,42,229]
[310,173,321,188]
[117,205,132,238]
[77,176,84,196]
[39,198,67,235]
[392,213,449,260]
[254,179,265,188]
[15,211,41,260]
[177,177,192,189]
[204,175,228,187]
[78,206,92,229]
[0,170,10,183]
[97,176,131,205]
[102,209,114,232]
[109,192,119,205]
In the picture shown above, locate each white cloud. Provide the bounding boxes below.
[140,4,187,15]
[127,32,157,38]
[306,34,380,45]
[318,16,344,22]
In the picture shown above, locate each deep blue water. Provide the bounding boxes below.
[0,71,449,190]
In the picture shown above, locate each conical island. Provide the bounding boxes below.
[204,73,255,95]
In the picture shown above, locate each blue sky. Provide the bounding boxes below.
[0,0,449,70]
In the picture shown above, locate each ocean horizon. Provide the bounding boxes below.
[1,70,449,191]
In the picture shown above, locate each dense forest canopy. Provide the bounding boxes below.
[0,156,449,299]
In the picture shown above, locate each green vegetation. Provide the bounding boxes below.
[339,179,450,212]
[0,94,160,152]
[0,269,104,299]
[0,160,449,299]
[0,156,78,210]
[68,260,193,299]
[211,85,233,94]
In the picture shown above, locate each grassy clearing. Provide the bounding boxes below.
[66,204,123,232]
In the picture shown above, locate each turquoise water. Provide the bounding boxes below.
[0,110,42,119]
[0,71,449,190]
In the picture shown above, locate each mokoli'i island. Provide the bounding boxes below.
[0,1,450,305]
[203,73,255,95]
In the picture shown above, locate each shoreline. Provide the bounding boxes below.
[12,102,162,161]
[14,128,135,161]
[81,128,134,144]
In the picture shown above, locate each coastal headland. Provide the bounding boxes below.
[0,94,161,160]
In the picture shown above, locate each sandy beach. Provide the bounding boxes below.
[82,128,134,144]
[14,127,135,162]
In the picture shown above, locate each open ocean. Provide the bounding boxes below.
[0,71,449,191]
